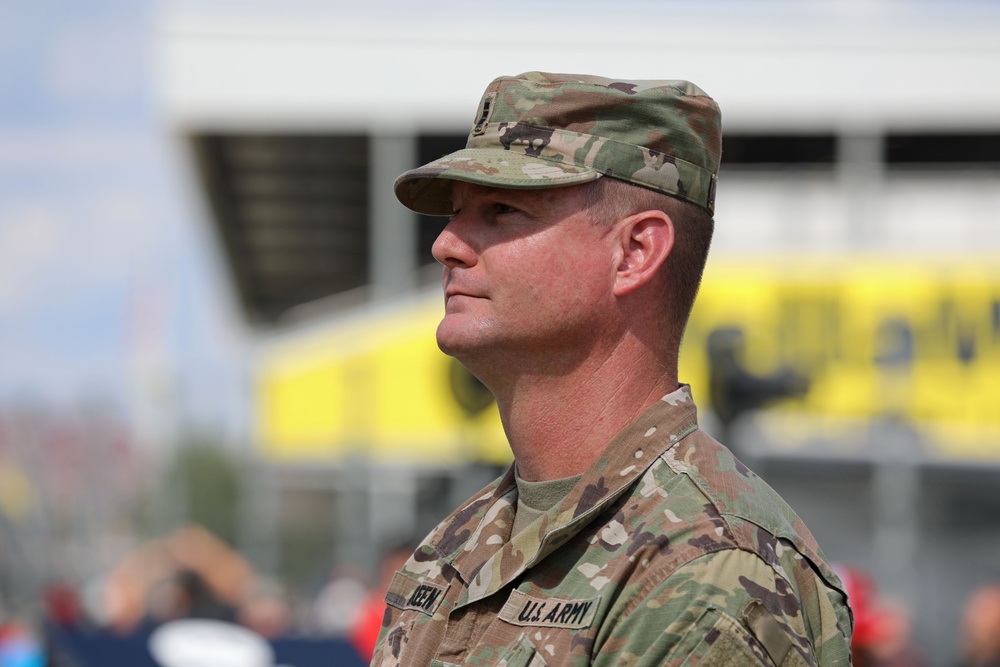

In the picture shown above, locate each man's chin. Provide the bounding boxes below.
[436,320,488,359]
[435,332,473,359]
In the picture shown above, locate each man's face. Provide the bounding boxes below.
[431,181,620,370]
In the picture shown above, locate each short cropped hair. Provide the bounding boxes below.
[584,178,714,350]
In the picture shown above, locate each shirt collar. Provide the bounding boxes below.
[449,384,700,606]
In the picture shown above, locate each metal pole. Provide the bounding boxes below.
[369,134,418,301]
[836,127,885,250]
[870,416,921,607]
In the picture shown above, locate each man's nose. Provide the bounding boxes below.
[431,214,478,269]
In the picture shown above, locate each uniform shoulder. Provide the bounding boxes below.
[594,549,853,667]
[667,431,811,539]
[657,429,848,602]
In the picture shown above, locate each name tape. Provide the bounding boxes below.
[384,572,448,616]
[499,590,599,630]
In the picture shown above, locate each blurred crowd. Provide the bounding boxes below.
[837,565,1000,667]
[2,526,1000,666]
[0,524,413,665]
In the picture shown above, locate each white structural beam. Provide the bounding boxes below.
[155,1,1000,133]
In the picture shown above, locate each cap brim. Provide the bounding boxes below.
[393,148,602,216]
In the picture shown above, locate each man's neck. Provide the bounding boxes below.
[485,339,678,481]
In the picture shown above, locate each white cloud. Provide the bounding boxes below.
[0,203,65,312]
[46,17,148,102]
[0,185,176,319]
[0,125,183,317]
[0,128,159,169]
[83,189,167,282]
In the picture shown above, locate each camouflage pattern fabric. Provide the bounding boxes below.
[394,72,721,216]
[370,386,853,666]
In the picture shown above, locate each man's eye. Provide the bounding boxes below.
[494,203,517,215]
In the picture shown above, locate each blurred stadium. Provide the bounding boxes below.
[1,1,999,665]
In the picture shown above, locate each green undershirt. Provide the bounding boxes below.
[512,466,583,537]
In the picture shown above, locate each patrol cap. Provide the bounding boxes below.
[394,71,722,216]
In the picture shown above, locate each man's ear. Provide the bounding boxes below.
[612,210,674,297]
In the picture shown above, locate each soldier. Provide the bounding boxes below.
[372,72,852,666]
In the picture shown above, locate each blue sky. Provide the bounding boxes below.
[0,0,248,440]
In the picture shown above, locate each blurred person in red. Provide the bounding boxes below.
[837,564,879,662]
[43,582,82,628]
[865,600,924,667]
[349,544,415,661]
[959,584,1000,667]
[836,564,924,667]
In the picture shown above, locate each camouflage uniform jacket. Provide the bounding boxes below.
[371,386,853,667]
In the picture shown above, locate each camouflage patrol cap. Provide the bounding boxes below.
[394,71,722,216]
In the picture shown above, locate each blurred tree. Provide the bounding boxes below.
[167,439,242,546]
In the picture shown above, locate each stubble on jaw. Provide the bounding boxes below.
[432,181,623,385]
